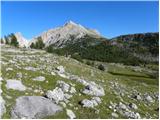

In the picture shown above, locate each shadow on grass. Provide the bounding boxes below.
[108,71,158,86]
[108,71,153,79]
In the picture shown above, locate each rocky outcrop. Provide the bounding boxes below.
[11,96,63,119]
[14,32,29,48]
[6,79,26,91]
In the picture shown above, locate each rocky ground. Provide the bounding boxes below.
[0,45,159,119]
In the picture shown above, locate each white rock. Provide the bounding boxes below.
[24,66,38,71]
[56,66,65,74]
[6,67,13,71]
[45,88,64,103]
[145,95,153,103]
[33,76,45,81]
[6,80,26,91]
[129,103,138,110]
[66,109,76,119]
[11,96,62,119]
[82,83,105,96]
[57,81,70,92]
[124,111,141,119]
[111,112,119,118]
[0,96,6,118]
[70,87,76,94]
[51,72,56,75]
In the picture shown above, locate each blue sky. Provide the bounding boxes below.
[1,1,159,39]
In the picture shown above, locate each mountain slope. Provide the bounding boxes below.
[30,21,101,48]
[50,32,159,65]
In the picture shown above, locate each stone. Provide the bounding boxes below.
[0,96,6,118]
[45,87,64,103]
[111,112,119,118]
[124,111,141,119]
[80,97,101,108]
[11,96,62,119]
[82,83,105,96]
[16,72,22,79]
[145,95,153,103]
[57,81,70,92]
[92,97,101,104]
[70,87,76,94]
[64,94,72,99]
[56,66,65,74]
[24,66,38,71]
[81,99,95,108]
[6,80,26,91]
[51,72,56,75]
[129,103,138,110]
[66,109,76,119]
[118,102,127,110]
[6,67,13,71]
[33,76,45,81]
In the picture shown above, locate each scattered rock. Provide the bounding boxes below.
[57,81,70,92]
[6,67,13,71]
[118,102,127,110]
[6,79,26,91]
[33,76,45,81]
[111,112,119,118]
[124,111,141,119]
[145,95,153,103]
[80,97,101,108]
[129,103,138,110]
[0,96,6,118]
[11,96,63,119]
[56,66,65,74]
[82,82,105,96]
[16,72,22,79]
[66,109,76,119]
[24,66,38,71]
[70,87,76,94]
[45,88,64,103]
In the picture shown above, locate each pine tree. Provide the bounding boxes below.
[30,42,35,49]
[4,35,9,44]
[10,33,19,47]
[35,37,45,49]
[1,38,4,44]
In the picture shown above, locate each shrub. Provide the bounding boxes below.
[98,64,105,71]
[46,45,53,53]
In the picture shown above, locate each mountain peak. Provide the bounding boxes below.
[64,20,78,26]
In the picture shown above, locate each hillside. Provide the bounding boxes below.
[49,32,159,66]
[0,45,159,119]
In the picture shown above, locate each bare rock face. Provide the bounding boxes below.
[11,96,63,119]
[30,21,101,48]
[14,32,29,48]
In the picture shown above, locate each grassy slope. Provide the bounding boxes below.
[1,45,159,119]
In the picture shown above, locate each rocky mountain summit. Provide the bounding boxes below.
[30,21,101,47]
